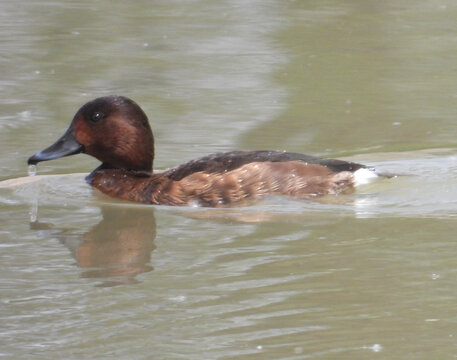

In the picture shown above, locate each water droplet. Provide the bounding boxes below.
[29,200,38,223]
[169,295,187,303]
[28,164,37,177]
[371,344,383,352]
[18,110,32,122]
[364,344,383,352]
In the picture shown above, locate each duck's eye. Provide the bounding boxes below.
[90,112,104,123]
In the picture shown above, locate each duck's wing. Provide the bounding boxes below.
[163,150,366,181]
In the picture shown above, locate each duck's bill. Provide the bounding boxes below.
[27,126,84,165]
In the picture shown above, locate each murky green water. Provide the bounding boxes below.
[1,1,457,359]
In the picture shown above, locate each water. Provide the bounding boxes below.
[27,165,37,177]
[1,1,457,359]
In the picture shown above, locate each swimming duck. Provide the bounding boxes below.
[28,96,376,207]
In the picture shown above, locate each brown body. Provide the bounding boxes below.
[28,96,368,207]
[89,161,354,207]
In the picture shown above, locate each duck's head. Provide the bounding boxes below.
[28,96,155,172]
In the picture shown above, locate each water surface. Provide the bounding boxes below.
[1,1,457,359]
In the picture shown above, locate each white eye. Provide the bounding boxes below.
[90,112,104,123]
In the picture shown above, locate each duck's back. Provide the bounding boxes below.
[163,150,365,181]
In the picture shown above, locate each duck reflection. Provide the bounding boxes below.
[30,205,156,286]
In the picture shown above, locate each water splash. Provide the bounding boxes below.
[28,164,37,176]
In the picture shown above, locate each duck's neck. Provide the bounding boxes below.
[86,164,152,179]
[86,165,162,204]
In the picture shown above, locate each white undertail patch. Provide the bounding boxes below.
[353,168,379,186]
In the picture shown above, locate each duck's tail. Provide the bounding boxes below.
[353,167,403,187]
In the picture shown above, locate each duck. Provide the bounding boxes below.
[28,95,378,207]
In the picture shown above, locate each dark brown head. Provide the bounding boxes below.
[28,96,155,172]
